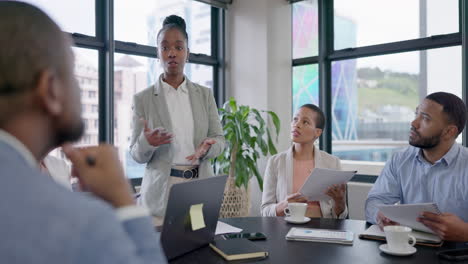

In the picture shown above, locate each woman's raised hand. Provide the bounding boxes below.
[141,118,173,147]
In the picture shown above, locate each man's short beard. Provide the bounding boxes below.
[55,119,85,146]
[409,132,442,149]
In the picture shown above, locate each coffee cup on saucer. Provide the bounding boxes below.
[379,226,417,256]
[284,203,310,224]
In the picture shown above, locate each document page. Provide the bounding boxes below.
[286,227,354,245]
[378,203,441,234]
[299,168,356,201]
[215,221,243,235]
[360,224,441,243]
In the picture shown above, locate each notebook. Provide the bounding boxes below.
[285,227,354,245]
[377,203,441,234]
[209,238,268,261]
[359,225,443,247]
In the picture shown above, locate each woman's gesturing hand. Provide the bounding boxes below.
[141,118,173,147]
[186,138,216,164]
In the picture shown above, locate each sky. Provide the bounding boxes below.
[334,0,459,74]
[22,0,164,66]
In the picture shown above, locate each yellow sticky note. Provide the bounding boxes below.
[190,203,206,231]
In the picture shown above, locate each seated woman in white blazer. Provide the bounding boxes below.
[261,104,347,219]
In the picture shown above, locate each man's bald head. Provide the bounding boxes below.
[0,1,83,150]
[0,1,71,94]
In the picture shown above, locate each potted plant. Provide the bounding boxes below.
[214,97,280,217]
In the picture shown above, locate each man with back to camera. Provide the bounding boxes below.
[365,92,468,241]
[0,2,167,263]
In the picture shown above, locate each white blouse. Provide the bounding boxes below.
[161,77,197,165]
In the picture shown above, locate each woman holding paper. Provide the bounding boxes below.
[261,104,347,219]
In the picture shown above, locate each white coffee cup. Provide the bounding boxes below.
[384,226,416,252]
[284,202,307,221]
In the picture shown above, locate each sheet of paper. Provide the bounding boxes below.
[360,224,441,243]
[377,203,441,234]
[189,203,206,231]
[299,168,356,201]
[215,221,243,235]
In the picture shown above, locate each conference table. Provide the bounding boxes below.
[169,217,467,264]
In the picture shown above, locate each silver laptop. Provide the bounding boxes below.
[160,175,228,260]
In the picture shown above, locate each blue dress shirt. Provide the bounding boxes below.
[365,143,468,224]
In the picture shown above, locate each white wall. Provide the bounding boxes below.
[226,0,292,216]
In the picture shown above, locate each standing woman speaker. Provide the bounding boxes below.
[130,15,225,224]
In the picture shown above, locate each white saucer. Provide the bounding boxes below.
[379,244,417,256]
[285,216,311,224]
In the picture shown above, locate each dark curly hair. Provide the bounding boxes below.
[157,15,189,44]
[425,92,467,135]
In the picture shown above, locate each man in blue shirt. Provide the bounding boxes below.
[365,92,468,241]
[0,2,167,263]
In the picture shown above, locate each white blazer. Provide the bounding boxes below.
[130,76,225,217]
[261,145,348,219]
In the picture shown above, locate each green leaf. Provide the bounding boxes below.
[252,109,265,130]
[267,130,278,155]
[228,97,238,112]
[258,137,268,155]
[267,110,281,140]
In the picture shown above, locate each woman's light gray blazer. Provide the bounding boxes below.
[261,145,348,219]
[130,77,225,217]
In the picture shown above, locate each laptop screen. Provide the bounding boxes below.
[160,175,228,260]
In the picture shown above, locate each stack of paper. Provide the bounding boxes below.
[377,203,441,234]
[359,203,443,247]
[286,227,354,245]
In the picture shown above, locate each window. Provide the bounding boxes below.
[292,0,318,59]
[291,0,464,170]
[72,47,99,148]
[331,47,462,162]
[334,0,459,50]
[185,63,214,89]
[21,0,95,36]
[292,64,319,111]
[114,54,155,179]
[114,0,212,55]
